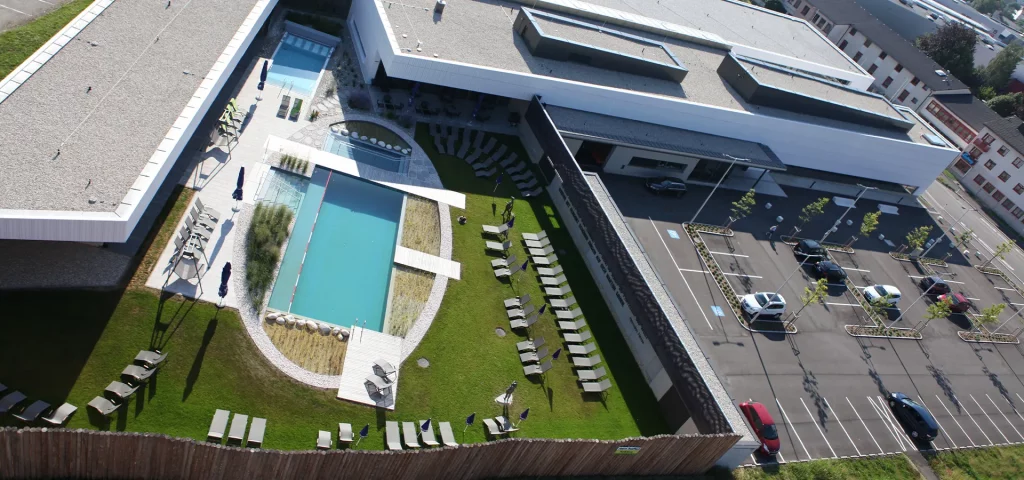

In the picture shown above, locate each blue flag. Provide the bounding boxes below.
[421,418,432,432]
[495,173,503,185]
[466,413,476,426]
[359,424,369,438]
[519,408,530,422]
[552,348,561,360]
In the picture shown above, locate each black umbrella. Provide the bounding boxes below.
[232,167,245,201]
[257,60,268,97]
[218,262,232,300]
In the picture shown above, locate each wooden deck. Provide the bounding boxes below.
[336,326,403,409]
[393,246,461,279]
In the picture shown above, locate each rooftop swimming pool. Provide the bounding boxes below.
[268,167,405,331]
[323,133,409,173]
[266,33,332,98]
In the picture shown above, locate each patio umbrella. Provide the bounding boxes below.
[538,304,546,315]
[408,82,420,106]
[258,60,268,91]
[232,167,244,211]
[420,418,432,433]
[552,348,561,361]
[464,412,476,432]
[515,408,529,427]
[356,424,370,446]
[218,262,231,306]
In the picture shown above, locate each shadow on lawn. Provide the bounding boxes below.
[183,317,219,402]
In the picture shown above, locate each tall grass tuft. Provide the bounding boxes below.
[245,203,294,308]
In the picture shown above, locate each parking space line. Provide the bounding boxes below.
[826,302,862,307]
[971,394,1010,444]
[987,394,1024,441]
[800,398,837,458]
[907,275,965,285]
[918,396,957,449]
[867,396,906,451]
[722,272,763,279]
[777,452,786,463]
[824,397,861,456]
[678,268,710,274]
[876,395,916,448]
[956,395,994,445]
[936,395,975,446]
[649,218,713,331]
[840,266,870,272]
[0,4,29,14]
[776,399,811,460]
[710,251,749,258]
[995,287,1018,291]
[967,297,982,301]
[846,397,883,453]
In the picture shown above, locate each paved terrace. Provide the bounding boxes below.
[0,0,260,212]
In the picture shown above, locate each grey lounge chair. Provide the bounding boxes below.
[475,167,497,178]
[522,230,547,241]
[558,319,588,331]
[433,134,445,154]
[516,336,544,352]
[523,187,543,197]
[386,421,402,450]
[485,240,512,252]
[373,359,397,380]
[196,198,221,223]
[122,365,156,384]
[402,422,421,448]
[512,172,534,183]
[420,420,440,447]
[472,157,495,171]
[0,391,27,414]
[536,265,562,277]
[494,267,512,278]
[510,312,538,330]
[439,421,458,447]
[544,284,572,296]
[248,418,267,447]
[582,379,613,394]
[568,342,598,356]
[524,360,553,376]
[563,330,592,343]
[41,402,77,426]
[519,346,549,364]
[577,366,607,381]
[489,144,507,160]
[555,307,584,319]
[572,354,602,368]
[541,274,568,286]
[507,303,535,319]
[529,245,554,257]
[228,414,248,443]
[507,162,527,174]
[550,296,578,309]
[482,223,509,236]
[338,423,354,443]
[504,292,531,308]
[134,350,167,368]
[481,137,497,153]
[87,397,118,417]
[499,152,519,168]
[13,400,50,423]
[533,254,558,266]
[517,178,539,190]
[524,237,550,249]
[208,409,230,442]
[482,418,504,437]
[366,374,392,395]
[317,430,332,450]
[104,381,139,401]
[496,416,519,433]
[492,254,518,269]
[465,149,482,164]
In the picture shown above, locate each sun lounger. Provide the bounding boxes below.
[208,409,230,442]
[41,402,77,426]
[472,157,495,171]
[439,421,458,447]
[366,374,393,395]
[507,162,528,174]
[475,167,497,178]
[190,205,216,230]
[541,274,568,286]
[317,430,332,450]
[489,144,508,162]
[523,187,543,197]
[386,421,402,450]
[519,347,549,364]
[482,418,504,437]
[550,296,577,309]
[511,171,533,182]
[247,418,267,447]
[582,379,613,394]
[446,133,456,155]
[473,130,484,149]
[516,336,544,352]
[523,230,547,241]
[135,350,168,368]
[524,237,550,249]
[402,422,421,448]
[568,342,598,356]
[465,149,482,164]
[486,241,512,252]
[195,198,221,224]
[564,330,592,343]
[0,391,27,414]
[510,312,538,330]
[533,254,558,266]
[536,265,562,276]
[433,134,445,154]
[482,223,510,236]
[577,366,607,382]
[122,365,156,384]
[524,360,553,376]
[338,423,354,443]
[87,397,118,417]
[104,381,139,401]
[517,179,539,190]
[573,354,602,368]
[276,95,291,118]
[481,137,497,154]
[499,152,519,168]
[457,130,472,159]
[492,254,517,268]
[228,414,248,443]
[373,359,397,381]
[12,400,50,423]
[558,319,588,331]
[496,416,519,433]
[419,420,440,447]
[507,304,535,319]
[528,245,554,257]
[504,292,530,308]
[555,307,584,319]
[544,284,572,296]
[494,267,512,278]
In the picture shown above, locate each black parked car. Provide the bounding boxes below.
[919,276,951,296]
[814,261,847,283]
[793,239,827,262]
[645,177,688,196]
[889,392,939,441]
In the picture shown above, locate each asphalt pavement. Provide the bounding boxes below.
[0,0,74,34]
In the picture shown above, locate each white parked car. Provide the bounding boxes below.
[741,292,787,319]
[864,285,902,305]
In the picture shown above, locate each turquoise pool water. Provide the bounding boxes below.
[323,133,408,173]
[266,33,332,97]
[268,167,404,331]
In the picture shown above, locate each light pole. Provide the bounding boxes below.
[688,154,750,225]
[920,206,976,259]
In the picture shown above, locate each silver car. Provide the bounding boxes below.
[741,292,787,319]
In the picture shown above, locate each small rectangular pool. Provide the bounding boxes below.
[266,33,332,98]
[324,133,408,173]
[268,167,405,331]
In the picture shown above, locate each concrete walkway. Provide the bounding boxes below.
[394,246,461,280]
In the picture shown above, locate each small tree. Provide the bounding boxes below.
[789,279,828,327]
[984,43,1024,90]
[982,240,1015,267]
[867,297,892,326]
[955,229,974,248]
[727,189,756,227]
[850,211,881,246]
[798,197,830,232]
[906,225,933,252]
[975,303,1006,333]
[914,296,952,333]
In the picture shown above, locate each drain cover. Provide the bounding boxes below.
[495,327,506,337]
[417,357,430,368]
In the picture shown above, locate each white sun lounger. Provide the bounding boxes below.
[544,284,572,296]
[486,241,512,252]
[228,414,248,443]
[373,359,397,380]
[577,366,607,382]
[87,397,118,417]
[563,330,592,343]
[510,312,538,330]
[516,336,544,352]
[528,245,554,257]
[41,402,78,426]
[420,420,440,447]
[482,418,504,437]
[104,381,139,401]
[572,354,602,368]
[582,379,613,394]
[522,230,547,241]
[317,430,332,450]
[494,268,512,278]
[208,409,230,442]
[555,308,584,319]
[402,422,421,448]
[122,365,155,384]
[134,350,168,368]
[507,162,527,174]
[533,254,558,266]
[504,293,530,308]
[550,296,578,309]
[568,342,598,356]
[248,418,267,447]
[558,319,587,331]
[541,274,568,286]
[536,265,562,277]
[481,137,497,153]
[482,223,509,235]
[492,254,518,268]
[511,171,533,182]
[465,149,482,164]
[13,400,50,423]
[439,421,458,447]
[524,237,550,249]
[489,144,507,160]
[524,359,553,376]
[519,346,549,364]
[507,304,535,319]
[386,421,402,450]
[472,157,495,171]
[0,391,27,414]
[338,423,354,443]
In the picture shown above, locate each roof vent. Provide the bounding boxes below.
[935,70,947,78]
[434,0,445,15]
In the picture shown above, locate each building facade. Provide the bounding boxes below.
[953,117,1024,236]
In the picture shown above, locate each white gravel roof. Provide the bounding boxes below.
[0,0,259,212]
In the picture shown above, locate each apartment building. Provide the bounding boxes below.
[954,116,1024,235]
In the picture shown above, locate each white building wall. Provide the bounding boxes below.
[602,145,699,180]
[956,128,1024,236]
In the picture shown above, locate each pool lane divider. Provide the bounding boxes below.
[288,170,333,312]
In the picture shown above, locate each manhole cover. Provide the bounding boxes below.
[495,327,506,337]
[417,357,430,368]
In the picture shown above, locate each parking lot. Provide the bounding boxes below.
[603,173,1024,466]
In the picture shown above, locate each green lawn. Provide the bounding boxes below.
[0,123,665,450]
[0,0,92,79]
[929,445,1024,479]
[731,455,923,480]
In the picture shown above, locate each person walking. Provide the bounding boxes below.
[766,225,777,240]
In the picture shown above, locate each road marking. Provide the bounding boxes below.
[846,397,883,454]
[867,396,905,451]
[840,266,870,272]
[936,395,975,446]
[723,272,763,278]
[650,218,712,330]
[826,302,862,307]
[908,275,965,285]
[971,394,1010,444]
[800,398,837,458]
[0,4,29,14]
[994,287,1017,292]
[710,251,749,258]
[776,399,811,460]
[33,0,54,5]
[967,297,982,301]
[987,394,1024,441]
[877,395,916,448]
[918,396,957,449]
[1005,397,1024,441]
[679,268,710,274]
[957,394,994,445]
[824,397,861,456]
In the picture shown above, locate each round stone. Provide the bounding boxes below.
[402,149,410,155]
[319,324,332,335]
[340,129,349,136]
[350,131,358,138]
[417,357,430,368]
[285,316,296,327]
[340,328,350,338]
[275,316,285,325]
[331,327,340,336]
[370,137,377,144]
[495,327,506,337]
[337,333,345,341]
[361,136,368,141]
[386,144,392,149]
[330,125,339,133]
[295,319,306,328]
[306,321,318,332]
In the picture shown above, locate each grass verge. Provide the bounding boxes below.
[0,0,93,79]
[384,265,433,337]
[400,195,440,256]
[733,454,922,479]
[129,187,194,290]
[929,445,1024,479]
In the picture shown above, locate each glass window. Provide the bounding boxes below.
[853,52,863,62]
[882,77,893,88]
[984,182,996,193]
[812,13,820,22]
[998,146,1009,156]
[898,90,909,101]
[895,64,903,72]
[984,133,995,143]
[1003,198,1015,210]
[850,27,858,35]
[911,77,920,85]
[975,174,987,185]
[879,52,888,60]
[1016,184,1024,194]
[986,160,997,170]
[970,147,983,159]
[1013,158,1023,168]
[912,97,918,104]
[629,157,686,171]
[864,39,872,47]
[839,39,848,50]
[1013,207,1024,219]
[868,64,878,74]
[999,171,1011,182]
[801,5,810,14]
[994,190,1005,201]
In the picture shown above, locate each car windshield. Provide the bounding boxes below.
[762,424,779,440]
[876,286,889,296]
[755,294,769,306]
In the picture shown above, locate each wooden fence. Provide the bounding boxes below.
[0,428,739,479]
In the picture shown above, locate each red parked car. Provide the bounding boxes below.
[739,401,781,455]
[939,293,972,314]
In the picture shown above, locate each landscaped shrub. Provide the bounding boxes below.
[284,11,341,35]
[245,203,294,308]
[348,91,371,110]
